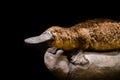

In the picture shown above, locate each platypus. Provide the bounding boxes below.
[24,19,120,65]
[25,19,120,52]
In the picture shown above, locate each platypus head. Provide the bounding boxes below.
[24,30,53,44]
[24,26,63,47]
[24,26,79,51]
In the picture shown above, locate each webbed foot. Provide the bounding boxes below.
[47,47,58,54]
[47,47,64,55]
[71,52,89,65]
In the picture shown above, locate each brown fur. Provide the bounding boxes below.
[47,19,120,51]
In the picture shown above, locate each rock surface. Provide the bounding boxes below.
[44,47,120,80]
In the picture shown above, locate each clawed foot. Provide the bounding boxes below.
[47,47,58,54]
[71,53,89,65]
[47,47,64,55]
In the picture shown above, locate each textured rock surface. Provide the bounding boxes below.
[44,47,120,80]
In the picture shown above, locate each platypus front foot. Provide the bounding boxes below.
[71,52,89,65]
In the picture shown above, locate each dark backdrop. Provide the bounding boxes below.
[19,13,120,80]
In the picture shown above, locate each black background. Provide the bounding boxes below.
[1,1,119,80]
[19,12,120,80]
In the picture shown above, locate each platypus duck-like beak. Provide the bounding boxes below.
[24,31,53,44]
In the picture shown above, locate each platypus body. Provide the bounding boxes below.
[25,19,120,52]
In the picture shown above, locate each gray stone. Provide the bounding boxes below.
[44,47,120,80]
